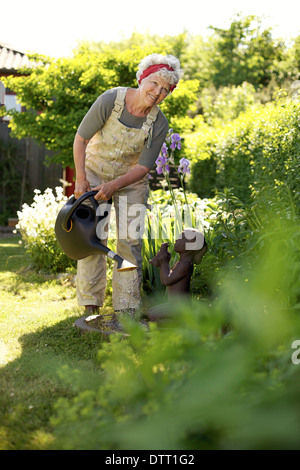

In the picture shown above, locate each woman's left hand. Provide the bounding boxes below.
[92,165,149,201]
[92,181,118,201]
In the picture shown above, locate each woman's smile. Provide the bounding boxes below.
[148,92,159,102]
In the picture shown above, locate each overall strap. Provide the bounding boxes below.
[142,105,160,149]
[111,87,127,118]
[111,87,160,148]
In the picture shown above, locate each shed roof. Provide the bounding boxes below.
[0,42,34,73]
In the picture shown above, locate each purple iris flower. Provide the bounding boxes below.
[178,157,190,174]
[170,133,182,150]
[161,142,168,156]
[155,131,183,176]
[171,133,181,142]
[155,155,170,175]
[156,155,167,165]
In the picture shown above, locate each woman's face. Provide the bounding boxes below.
[139,73,171,106]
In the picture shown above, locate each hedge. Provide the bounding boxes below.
[185,97,300,204]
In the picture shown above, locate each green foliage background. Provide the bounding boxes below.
[1,13,300,449]
[1,13,300,174]
[0,45,199,167]
[50,198,300,450]
[186,96,300,204]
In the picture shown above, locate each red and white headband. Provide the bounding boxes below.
[138,64,177,92]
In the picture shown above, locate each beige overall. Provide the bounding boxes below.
[76,87,159,311]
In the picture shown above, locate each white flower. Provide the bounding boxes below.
[17,186,67,245]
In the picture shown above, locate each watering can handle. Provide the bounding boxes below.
[62,190,99,231]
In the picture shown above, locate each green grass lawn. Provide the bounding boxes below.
[0,236,109,450]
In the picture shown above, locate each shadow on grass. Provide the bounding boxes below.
[0,237,113,449]
[0,312,113,450]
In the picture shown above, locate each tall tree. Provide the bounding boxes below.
[206,14,286,88]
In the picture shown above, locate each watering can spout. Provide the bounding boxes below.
[96,244,137,271]
[107,252,137,271]
[118,260,138,272]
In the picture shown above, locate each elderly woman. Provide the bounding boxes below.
[73,53,183,315]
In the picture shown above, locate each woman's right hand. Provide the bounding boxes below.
[74,178,91,199]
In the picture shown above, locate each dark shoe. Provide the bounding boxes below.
[114,308,136,316]
[85,305,99,315]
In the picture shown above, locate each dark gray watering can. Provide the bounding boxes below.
[55,190,137,271]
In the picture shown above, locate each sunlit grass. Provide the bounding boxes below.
[0,236,109,449]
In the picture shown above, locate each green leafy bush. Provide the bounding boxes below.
[186,97,300,204]
[50,199,300,450]
[200,82,258,126]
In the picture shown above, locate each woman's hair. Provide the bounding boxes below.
[136,53,183,89]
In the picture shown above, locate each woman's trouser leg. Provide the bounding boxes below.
[76,252,108,307]
[112,179,148,311]
[76,169,110,307]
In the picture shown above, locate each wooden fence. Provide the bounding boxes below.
[0,122,62,221]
